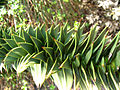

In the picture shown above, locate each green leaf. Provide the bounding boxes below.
[73,53,80,67]
[0,47,8,54]
[2,31,11,39]
[82,24,97,54]
[84,43,93,64]
[6,51,21,58]
[46,58,57,79]
[89,24,98,43]
[77,22,86,39]
[0,57,4,63]
[63,22,68,36]
[95,37,105,63]
[19,42,34,54]
[109,67,119,90]
[78,36,88,53]
[42,47,54,62]
[90,62,96,82]
[99,57,106,73]
[0,38,6,44]
[22,30,33,43]
[64,29,73,44]
[36,25,45,42]
[32,51,47,62]
[71,30,79,57]
[59,56,69,69]
[65,39,74,54]
[54,39,64,60]
[19,28,23,37]
[97,68,108,90]
[5,39,18,48]
[13,35,25,42]
[40,24,46,40]
[106,72,114,89]
[28,25,35,37]
[81,66,89,88]
[53,24,60,39]
[31,37,43,52]
[59,27,65,44]
[93,26,107,48]
[6,47,27,56]
[0,52,5,57]
[49,24,54,37]
[111,51,120,71]
[103,33,119,57]
[4,56,18,65]
[78,68,88,89]
[93,30,108,53]
[46,31,55,47]
[108,33,120,61]
[1,43,11,51]
[77,33,88,52]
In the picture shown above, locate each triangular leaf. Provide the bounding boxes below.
[31,37,43,52]
[42,47,54,61]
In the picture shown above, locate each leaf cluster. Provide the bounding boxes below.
[0,22,120,89]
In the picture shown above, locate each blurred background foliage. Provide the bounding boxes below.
[0,0,91,31]
[0,0,120,34]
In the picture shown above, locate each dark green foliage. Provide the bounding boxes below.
[0,0,7,8]
[0,23,120,89]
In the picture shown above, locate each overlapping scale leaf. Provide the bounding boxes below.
[18,42,34,54]
[22,30,33,43]
[54,39,65,60]
[42,47,54,62]
[13,35,25,42]
[4,39,18,48]
[4,47,28,64]
[31,36,43,52]
[32,51,47,62]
